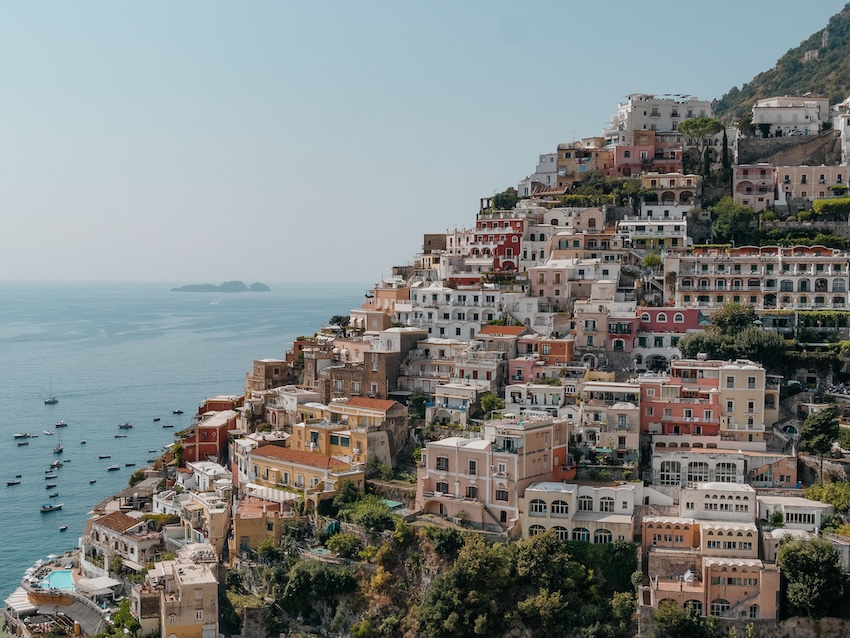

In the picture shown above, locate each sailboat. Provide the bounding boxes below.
[44,380,58,405]
[53,432,64,455]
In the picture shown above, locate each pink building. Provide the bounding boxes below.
[416,413,570,531]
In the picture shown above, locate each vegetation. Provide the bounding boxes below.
[479,391,505,418]
[777,537,846,618]
[492,187,519,210]
[128,469,146,487]
[800,406,840,479]
[806,480,850,513]
[715,4,850,119]
[678,118,724,177]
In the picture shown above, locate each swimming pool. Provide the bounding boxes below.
[41,569,74,591]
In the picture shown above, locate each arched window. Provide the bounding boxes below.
[553,526,569,541]
[588,218,597,229]
[594,529,613,543]
[710,599,731,617]
[613,339,625,351]
[748,605,759,619]
[529,524,546,536]
[656,313,668,322]
[529,233,536,242]
[716,463,737,482]
[578,495,594,511]
[687,462,709,482]
[673,313,684,323]
[685,600,703,615]
[600,497,615,512]
[641,313,651,321]
[529,499,547,516]
[572,527,590,542]
[551,500,569,517]
[659,461,681,485]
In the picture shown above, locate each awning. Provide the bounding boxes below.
[76,576,122,595]
[4,587,37,613]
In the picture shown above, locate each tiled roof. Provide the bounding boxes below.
[477,325,527,336]
[250,445,351,472]
[342,396,399,412]
[94,511,142,533]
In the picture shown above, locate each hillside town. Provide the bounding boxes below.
[10,92,850,638]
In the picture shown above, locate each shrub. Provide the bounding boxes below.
[327,532,362,559]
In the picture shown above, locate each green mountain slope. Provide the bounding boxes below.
[714,3,850,120]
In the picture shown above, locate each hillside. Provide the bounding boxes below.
[714,3,850,120]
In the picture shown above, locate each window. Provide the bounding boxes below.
[529,524,545,536]
[436,456,449,471]
[710,599,731,617]
[673,313,684,323]
[725,376,734,389]
[659,461,681,485]
[496,489,508,501]
[600,497,614,512]
[530,499,547,516]
[436,481,449,493]
[468,460,477,475]
[466,486,478,499]
[551,500,569,516]
[594,529,613,543]
[572,527,590,541]
[747,376,756,389]
[656,313,667,322]
[578,495,593,511]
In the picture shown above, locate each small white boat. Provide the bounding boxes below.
[53,444,64,454]
[99,455,111,459]
[7,480,21,486]
[59,525,68,532]
[118,422,133,429]
[43,430,54,436]
[107,464,120,471]
[13,433,31,439]
[40,503,63,513]
[55,421,67,428]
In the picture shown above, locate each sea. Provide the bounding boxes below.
[0,281,366,599]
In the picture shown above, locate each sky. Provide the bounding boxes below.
[0,1,846,284]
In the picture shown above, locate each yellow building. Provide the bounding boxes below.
[231,495,299,561]
[150,559,218,638]
[249,445,365,509]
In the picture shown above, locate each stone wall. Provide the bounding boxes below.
[738,131,841,166]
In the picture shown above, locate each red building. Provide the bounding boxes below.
[471,214,525,272]
[179,409,238,465]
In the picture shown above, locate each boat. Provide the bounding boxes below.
[80,440,86,444]
[15,474,21,478]
[118,422,133,429]
[107,464,120,471]
[173,409,183,414]
[48,492,59,498]
[153,418,160,422]
[114,434,127,438]
[125,463,136,467]
[17,441,29,446]
[44,473,57,480]
[53,444,64,454]
[7,480,20,486]
[43,430,54,436]
[45,469,53,473]
[147,458,159,463]
[98,455,111,459]
[40,503,62,513]
[59,525,68,532]
[50,460,63,468]
[45,380,58,405]
[148,449,156,453]
[13,433,31,439]
[162,424,174,428]
[45,483,57,489]
[55,421,67,428]
[89,480,96,484]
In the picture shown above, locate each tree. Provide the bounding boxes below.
[710,302,757,333]
[642,253,662,270]
[172,442,184,468]
[733,326,788,372]
[800,406,839,481]
[110,598,140,636]
[329,314,350,337]
[676,330,735,361]
[678,117,723,176]
[326,532,362,559]
[332,479,361,508]
[653,599,712,638]
[777,537,844,618]
[493,187,519,210]
[805,480,850,513]
[479,392,505,418]
[409,390,428,419]
[735,111,755,138]
[710,197,756,245]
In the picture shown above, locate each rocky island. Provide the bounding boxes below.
[171,280,270,293]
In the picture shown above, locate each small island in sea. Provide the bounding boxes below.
[171,280,271,293]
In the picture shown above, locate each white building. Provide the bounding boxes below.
[752,96,830,137]
[604,94,712,146]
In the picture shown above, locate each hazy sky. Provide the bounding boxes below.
[1,1,845,283]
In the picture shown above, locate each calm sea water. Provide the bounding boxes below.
[0,281,365,598]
